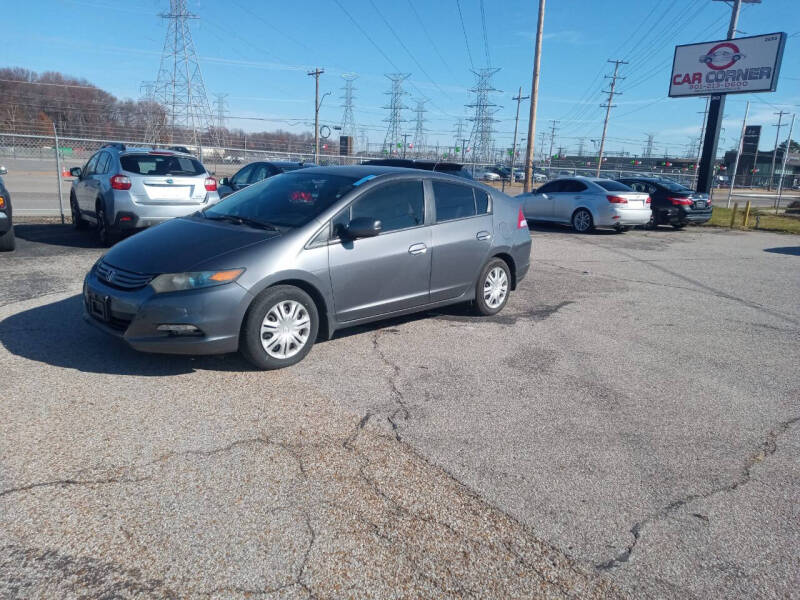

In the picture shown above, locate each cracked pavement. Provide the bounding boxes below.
[1,223,799,598]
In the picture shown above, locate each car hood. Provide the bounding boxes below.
[101,216,280,274]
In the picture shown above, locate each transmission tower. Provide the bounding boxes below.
[577,137,586,158]
[213,93,228,147]
[644,133,655,159]
[340,73,358,142]
[466,67,501,164]
[383,73,410,154]
[412,99,427,154]
[153,0,218,150]
[139,81,165,143]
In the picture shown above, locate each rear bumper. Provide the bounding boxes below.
[657,207,712,224]
[110,190,220,228]
[596,206,651,227]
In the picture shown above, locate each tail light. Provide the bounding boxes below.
[110,174,131,190]
[0,196,5,209]
[204,177,217,192]
[645,196,651,204]
[606,195,628,204]
[706,197,713,206]
[668,197,692,206]
[517,206,528,229]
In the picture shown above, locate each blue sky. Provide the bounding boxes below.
[4,0,799,155]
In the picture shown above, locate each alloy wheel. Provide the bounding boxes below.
[573,210,592,232]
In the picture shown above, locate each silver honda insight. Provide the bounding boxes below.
[83,166,532,369]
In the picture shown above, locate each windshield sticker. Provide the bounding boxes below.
[352,174,376,186]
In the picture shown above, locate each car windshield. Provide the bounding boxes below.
[596,180,633,192]
[204,171,358,228]
[120,154,205,176]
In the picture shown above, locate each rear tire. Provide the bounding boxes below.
[96,202,114,247]
[571,208,594,233]
[240,285,319,370]
[0,227,15,252]
[474,258,511,316]
[71,193,88,229]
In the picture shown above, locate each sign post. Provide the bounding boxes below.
[669,28,786,193]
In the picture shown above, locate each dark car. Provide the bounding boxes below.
[363,159,474,180]
[0,166,13,251]
[218,161,314,198]
[618,177,712,229]
[83,166,531,370]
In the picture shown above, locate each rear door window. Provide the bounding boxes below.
[561,180,588,193]
[120,154,205,176]
[475,189,489,214]
[433,181,478,222]
[536,181,562,194]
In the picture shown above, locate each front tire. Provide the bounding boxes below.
[0,227,15,252]
[572,208,594,233]
[240,285,319,370]
[672,223,686,230]
[475,258,511,316]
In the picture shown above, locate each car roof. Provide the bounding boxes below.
[363,158,466,171]
[298,165,497,189]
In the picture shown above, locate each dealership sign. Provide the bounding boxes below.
[669,32,786,97]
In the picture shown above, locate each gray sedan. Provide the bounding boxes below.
[518,176,651,233]
[83,166,532,369]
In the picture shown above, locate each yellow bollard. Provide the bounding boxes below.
[730,202,738,228]
[743,200,752,228]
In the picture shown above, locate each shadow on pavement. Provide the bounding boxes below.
[0,294,253,375]
[13,224,104,249]
[764,246,800,256]
[526,222,633,236]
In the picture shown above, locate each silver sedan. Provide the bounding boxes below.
[518,176,651,233]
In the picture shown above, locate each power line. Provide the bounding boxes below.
[479,0,492,67]
[407,0,453,74]
[455,0,475,70]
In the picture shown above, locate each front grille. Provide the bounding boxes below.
[95,260,153,290]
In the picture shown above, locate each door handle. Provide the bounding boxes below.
[476,231,491,241]
[408,243,427,255]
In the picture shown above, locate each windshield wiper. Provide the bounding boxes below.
[205,213,278,231]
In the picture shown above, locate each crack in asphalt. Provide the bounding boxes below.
[595,415,800,571]
[0,475,152,498]
[372,330,409,441]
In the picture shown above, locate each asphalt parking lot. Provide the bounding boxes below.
[1,222,798,599]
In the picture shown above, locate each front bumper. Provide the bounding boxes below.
[0,211,10,234]
[83,269,252,355]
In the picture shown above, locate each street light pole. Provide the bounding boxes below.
[510,86,529,186]
[523,0,545,193]
[308,68,324,163]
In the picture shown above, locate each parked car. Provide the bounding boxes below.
[473,168,501,182]
[0,166,13,251]
[618,177,712,229]
[83,166,531,369]
[517,176,650,233]
[69,144,220,246]
[217,161,314,198]
[363,159,474,179]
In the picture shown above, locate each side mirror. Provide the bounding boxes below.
[69,167,82,177]
[346,217,382,239]
[218,177,229,186]
[0,166,7,175]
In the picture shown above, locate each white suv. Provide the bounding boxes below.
[69,144,220,246]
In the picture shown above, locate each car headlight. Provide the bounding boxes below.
[150,269,245,293]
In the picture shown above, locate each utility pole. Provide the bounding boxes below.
[523,0,545,192]
[775,113,795,212]
[308,68,324,163]
[727,101,749,208]
[510,86,529,184]
[596,59,627,177]
[547,119,559,167]
[539,131,547,164]
[696,0,743,194]
[401,133,411,159]
[694,97,710,189]
[768,110,789,190]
